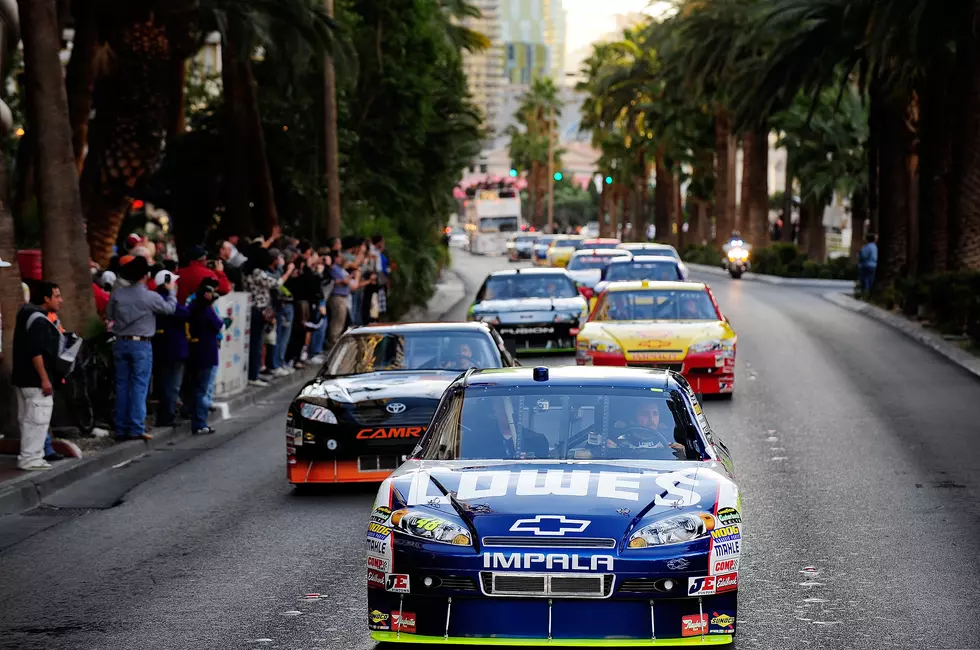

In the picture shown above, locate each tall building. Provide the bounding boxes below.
[461,0,506,144]
[500,0,566,83]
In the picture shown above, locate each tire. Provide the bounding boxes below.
[729,270,743,279]
[719,392,734,400]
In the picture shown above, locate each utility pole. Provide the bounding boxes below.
[546,103,555,233]
[323,0,341,240]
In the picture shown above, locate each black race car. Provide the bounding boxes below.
[468,268,589,353]
[285,322,518,486]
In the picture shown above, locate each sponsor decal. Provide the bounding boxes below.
[304,432,315,443]
[666,558,691,571]
[391,612,416,633]
[386,573,410,593]
[367,556,390,573]
[371,506,392,524]
[710,536,741,562]
[681,614,708,637]
[711,525,741,542]
[709,611,736,634]
[629,351,684,362]
[367,568,385,587]
[716,507,740,525]
[368,522,391,542]
[367,537,389,555]
[326,439,338,450]
[715,572,738,593]
[369,610,390,630]
[357,426,426,440]
[637,339,674,349]
[483,552,614,571]
[509,515,591,536]
[407,468,703,506]
[688,576,717,596]
[498,327,555,335]
[711,558,739,575]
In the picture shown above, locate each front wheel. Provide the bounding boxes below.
[729,269,743,279]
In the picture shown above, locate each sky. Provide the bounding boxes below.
[561,0,672,71]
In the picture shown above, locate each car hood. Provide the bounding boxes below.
[586,321,732,351]
[295,370,460,404]
[386,460,736,540]
[473,297,586,314]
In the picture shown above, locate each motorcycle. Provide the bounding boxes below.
[724,245,750,279]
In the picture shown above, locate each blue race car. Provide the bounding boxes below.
[366,365,742,645]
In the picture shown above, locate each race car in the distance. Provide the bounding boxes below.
[618,242,689,278]
[505,232,539,261]
[285,322,518,486]
[546,235,586,267]
[366,365,741,645]
[577,281,736,396]
[531,234,562,266]
[468,268,588,353]
[565,248,633,295]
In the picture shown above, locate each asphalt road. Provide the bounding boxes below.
[1,249,979,650]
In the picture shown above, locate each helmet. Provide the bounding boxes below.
[730,230,741,238]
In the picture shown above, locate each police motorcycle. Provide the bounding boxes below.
[721,231,751,279]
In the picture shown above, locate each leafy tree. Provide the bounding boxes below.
[506,78,564,229]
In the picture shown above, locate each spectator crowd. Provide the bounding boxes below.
[3,229,392,471]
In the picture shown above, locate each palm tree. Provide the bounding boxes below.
[507,78,563,227]
[18,0,96,331]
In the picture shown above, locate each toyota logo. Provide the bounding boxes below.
[386,402,406,414]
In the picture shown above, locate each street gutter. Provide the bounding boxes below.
[823,291,980,382]
[685,262,855,289]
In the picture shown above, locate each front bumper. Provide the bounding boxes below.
[367,591,737,643]
[576,351,735,394]
[288,458,397,484]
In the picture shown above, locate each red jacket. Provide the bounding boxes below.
[176,260,232,304]
[93,283,110,316]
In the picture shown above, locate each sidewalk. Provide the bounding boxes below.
[0,274,466,517]
[686,262,855,289]
[823,291,980,382]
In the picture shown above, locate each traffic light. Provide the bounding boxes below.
[554,172,563,181]
[605,176,613,185]
[509,168,518,177]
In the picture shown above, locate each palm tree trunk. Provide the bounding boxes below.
[849,189,868,262]
[0,155,23,435]
[906,94,921,279]
[948,8,980,270]
[781,147,794,242]
[798,191,811,253]
[240,50,279,234]
[674,170,684,250]
[323,0,342,240]
[81,11,177,267]
[713,109,732,247]
[18,0,95,332]
[876,94,913,288]
[654,154,669,243]
[805,197,827,262]
[738,136,750,233]
[918,62,952,274]
[220,22,253,239]
[65,0,99,172]
[746,130,769,248]
[868,83,882,235]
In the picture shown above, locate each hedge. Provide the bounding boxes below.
[681,243,857,280]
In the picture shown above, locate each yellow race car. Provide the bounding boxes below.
[546,235,585,267]
[576,280,736,397]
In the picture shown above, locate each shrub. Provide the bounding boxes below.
[885,271,980,344]
[681,244,723,266]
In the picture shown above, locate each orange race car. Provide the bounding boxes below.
[285,322,519,486]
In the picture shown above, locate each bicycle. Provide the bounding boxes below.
[64,333,116,435]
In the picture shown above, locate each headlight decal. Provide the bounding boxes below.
[299,402,337,424]
[390,508,472,546]
[627,512,714,548]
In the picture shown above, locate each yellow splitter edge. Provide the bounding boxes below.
[371,632,733,645]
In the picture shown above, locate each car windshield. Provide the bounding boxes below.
[419,385,702,461]
[323,332,499,375]
[514,236,537,244]
[595,290,718,321]
[567,254,621,270]
[606,261,683,282]
[481,274,578,300]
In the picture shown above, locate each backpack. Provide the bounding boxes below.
[26,311,81,380]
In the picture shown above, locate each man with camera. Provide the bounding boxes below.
[176,245,232,305]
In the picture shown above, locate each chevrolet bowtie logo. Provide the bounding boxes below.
[509,515,591,536]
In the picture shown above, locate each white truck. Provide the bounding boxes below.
[466,190,524,255]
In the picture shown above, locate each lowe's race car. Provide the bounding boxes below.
[468,268,589,353]
[285,323,517,485]
[366,365,742,645]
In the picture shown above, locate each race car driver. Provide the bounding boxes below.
[608,400,685,452]
[442,340,476,370]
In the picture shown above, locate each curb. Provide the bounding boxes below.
[0,366,319,517]
[685,262,855,288]
[823,291,980,381]
[404,268,468,322]
[0,279,464,518]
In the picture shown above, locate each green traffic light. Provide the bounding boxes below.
[509,169,518,177]
[605,176,613,185]
[554,172,563,181]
